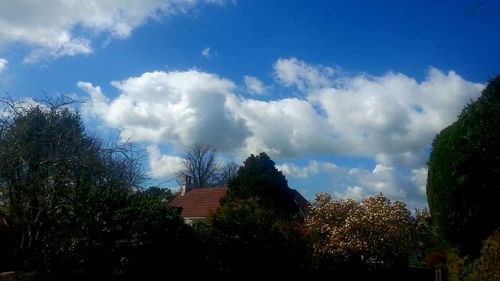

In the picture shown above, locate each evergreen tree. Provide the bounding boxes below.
[427,76,500,256]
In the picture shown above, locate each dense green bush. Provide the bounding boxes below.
[427,76,500,256]
[205,153,308,275]
[0,102,202,279]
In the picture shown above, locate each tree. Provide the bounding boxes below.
[207,197,307,275]
[56,187,202,280]
[0,101,104,270]
[304,193,426,268]
[177,144,221,188]
[0,99,200,279]
[205,153,307,274]
[218,162,239,185]
[142,186,175,203]
[426,75,500,256]
[223,152,299,218]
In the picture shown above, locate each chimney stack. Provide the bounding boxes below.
[180,175,193,195]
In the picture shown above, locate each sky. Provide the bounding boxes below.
[0,0,498,210]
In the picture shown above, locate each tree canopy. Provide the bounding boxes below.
[426,75,500,256]
[304,193,428,267]
[0,100,201,279]
[205,152,307,274]
[224,152,299,218]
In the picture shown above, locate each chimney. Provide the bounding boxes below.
[180,175,194,195]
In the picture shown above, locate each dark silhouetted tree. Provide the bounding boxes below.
[177,144,221,188]
[224,152,298,218]
[0,99,203,279]
[427,75,500,256]
[205,153,307,274]
[142,186,175,203]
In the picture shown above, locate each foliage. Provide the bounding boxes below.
[141,186,175,203]
[51,187,201,280]
[204,153,308,274]
[305,193,429,268]
[426,75,500,256]
[0,103,103,270]
[224,152,299,218]
[445,228,500,281]
[464,228,500,281]
[206,197,307,274]
[0,100,201,279]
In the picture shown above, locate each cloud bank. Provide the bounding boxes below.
[79,58,483,205]
[0,0,227,62]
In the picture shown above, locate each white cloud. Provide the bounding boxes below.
[80,60,483,173]
[148,145,183,178]
[338,164,407,199]
[278,159,424,204]
[0,58,7,73]
[277,160,339,178]
[411,167,428,194]
[274,57,335,92]
[334,186,365,201]
[231,97,335,157]
[201,47,211,58]
[0,0,227,62]
[77,81,110,117]
[80,60,482,208]
[244,75,266,95]
[79,70,250,151]
[308,67,483,167]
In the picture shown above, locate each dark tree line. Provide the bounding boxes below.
[0,99,202,280]
[427,75,500,281]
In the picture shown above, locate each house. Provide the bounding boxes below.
[168,175,310,224]
[168,176,228,225]
[291,189,311,216]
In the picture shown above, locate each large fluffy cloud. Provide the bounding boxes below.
[0,0,226,62]
[80,60,482,164]
[80,70,250,151]
[147,145,183,178]
[79,59,483,205]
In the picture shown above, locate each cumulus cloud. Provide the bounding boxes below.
[148,145,183,178]
[0,0,226,62]
[244,75,266,95]
[80,59,483,206]
[308,68,483,167]
[80,61,483,168]
[334,186,365,201]
[274,57,336,92]
[277,160,339,178]
[0,58,7,73]
[411,167,428,194]
[79,70,250,151]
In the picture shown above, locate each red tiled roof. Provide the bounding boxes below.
[168,186,228,218]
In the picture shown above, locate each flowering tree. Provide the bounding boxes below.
[305,193,425,266]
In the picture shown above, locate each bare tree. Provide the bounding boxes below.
[218,162,240,185]
[178,144,221,188]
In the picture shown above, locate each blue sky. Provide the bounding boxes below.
[0,0,498,209]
